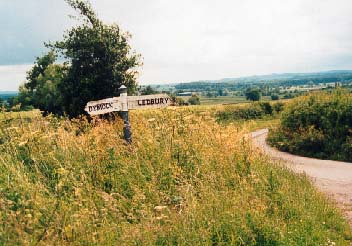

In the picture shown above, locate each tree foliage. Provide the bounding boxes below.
[21,52,66,114]
[50,0,141,117]
[271,94,279,100]
[18,0,141,117]
[216,102,283,122]
[188,95,201,105]
[268,90,352,161]
[245,88,261,101]
[25,51,57,92]
[139,85,158,95]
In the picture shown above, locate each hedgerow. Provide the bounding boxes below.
[268,89,352,161]
[216,102,284,122]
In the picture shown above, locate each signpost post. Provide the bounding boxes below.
[119,85,132,144]
[84,85,172,144]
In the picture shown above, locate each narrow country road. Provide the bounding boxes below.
[251,129,352,226]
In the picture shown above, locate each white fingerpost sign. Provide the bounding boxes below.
[84,85,173,144]
[84,97,122,116]
[127,94,172,110]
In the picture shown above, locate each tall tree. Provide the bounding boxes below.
[49,0,141,117]
[25,51,57,92]
[16,51,63,113]
[140,85,157,95]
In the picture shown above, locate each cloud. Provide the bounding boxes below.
[0,65,32,91]
[1,0,352,86]
[0,0,74,65]
[90,0,352,83]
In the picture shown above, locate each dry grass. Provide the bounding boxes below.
[0,107,350,245]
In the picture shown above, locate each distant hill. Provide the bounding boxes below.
[183,70,352,84]
[174,70,352,91]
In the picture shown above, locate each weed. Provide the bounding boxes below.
[0,107,350,245]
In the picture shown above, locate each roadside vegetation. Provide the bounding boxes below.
[216,101,285,123]
[0,107,351,245]
[268,89,352,162]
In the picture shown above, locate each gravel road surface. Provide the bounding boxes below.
[251,129,352,226]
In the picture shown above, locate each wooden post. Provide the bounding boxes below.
[119,85,132,144]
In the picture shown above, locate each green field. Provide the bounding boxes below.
[179,95,273,105]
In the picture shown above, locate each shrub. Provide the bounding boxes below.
[268,89,352,161]
[271,94,279,100]
[259,102,273,115]
[216,104,263,122]
[272,102,284,113]
[175,97,187,106]
[245,88,261,101]
[188,95,200,105]
[216,102,284,122]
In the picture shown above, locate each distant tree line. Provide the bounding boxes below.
[174,75,352,92]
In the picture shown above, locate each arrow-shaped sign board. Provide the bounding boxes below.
[84,97,122,116]
[85,94,172,116]
[127,94,172,110]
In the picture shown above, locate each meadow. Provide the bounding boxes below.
[0,105,351,245]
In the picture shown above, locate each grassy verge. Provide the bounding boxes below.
[0,107,350,245]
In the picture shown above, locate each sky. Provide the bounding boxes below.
[1,0,352,91]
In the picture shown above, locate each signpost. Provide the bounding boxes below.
[84,85,172,143]
[84,97,121,116]
[127,94,172,110]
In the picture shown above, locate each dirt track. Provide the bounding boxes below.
[251,129,352,226]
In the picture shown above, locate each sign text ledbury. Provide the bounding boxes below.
[127,94,172,110]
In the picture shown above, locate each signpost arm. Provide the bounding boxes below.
[84,87,171,144]
[119,85,132,144]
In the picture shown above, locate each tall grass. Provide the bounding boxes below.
[0,107,350,245]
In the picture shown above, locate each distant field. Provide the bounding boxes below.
[0,110,41,120]
[179,95,272,105]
